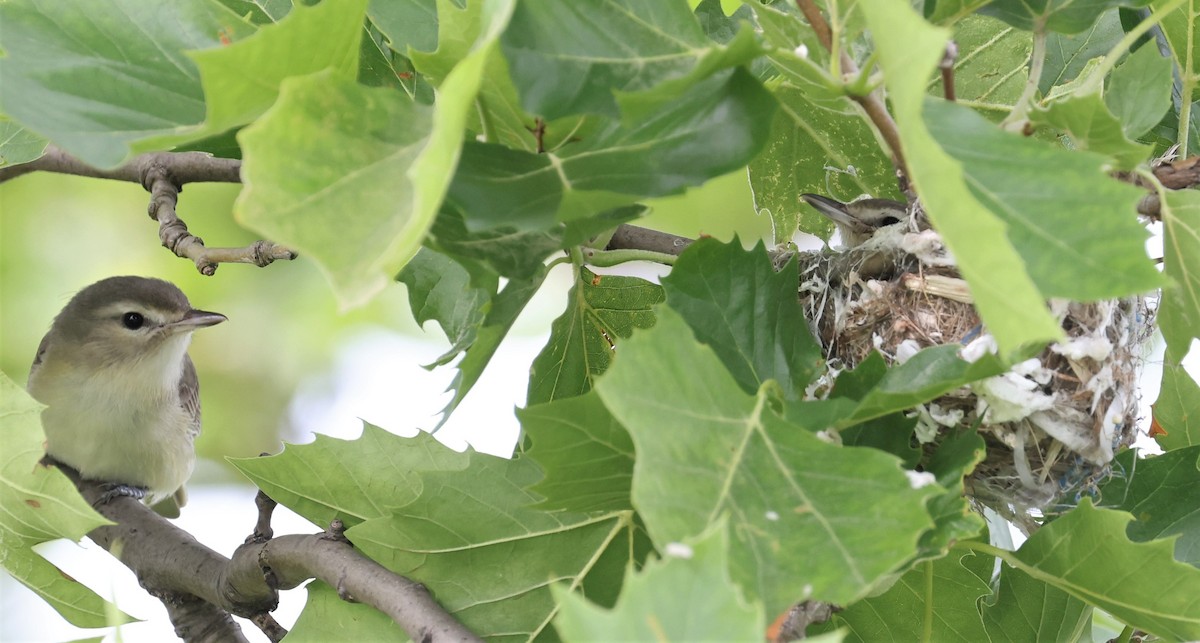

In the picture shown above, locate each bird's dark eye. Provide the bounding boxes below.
[880,216,902,226]
[122,312,144,330]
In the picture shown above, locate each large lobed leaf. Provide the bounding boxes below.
[1159,189,1200,364]
[595,308,940,615]
[0,373,128,628]
[661,238,824,401]
[552,523,764,640]
[501,0,763,120]
[1100,447,1200,565]
[527,267,663,405]
[1010,499,1200,640]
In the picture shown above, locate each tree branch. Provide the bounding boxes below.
[53,463,482,643]
[795,0,908,181]
[0,145,294,275]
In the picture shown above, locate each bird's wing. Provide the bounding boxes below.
[179,355,202,439]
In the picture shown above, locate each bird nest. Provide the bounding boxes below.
[783,212,1155,530]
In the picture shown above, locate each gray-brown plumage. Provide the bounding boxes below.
[27,276,225,513]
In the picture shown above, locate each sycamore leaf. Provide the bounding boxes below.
[0,373,129,628]
[826,549,993,642]
[553,523,764,640]
[0,0,255,168]
[228,426,471,528]
[286,582,403,642]
[527,267,663,405]
[1100,447,1200,565]
[1031,92,1152,170]
[346,452,650,640]
[188,0,365,136]
[396,247,496,368]
[367,0,438,53]
[1009,499,1200,640]
[980,0,1152,34]
[661,239,824,401]
[980,564,1090,641]
[595,308,939,614]
[0,120,48,167]
[501,0,763,120]
[1152,365,1200,451]
[926,98,1163,300]
[520,391,635,513]
[437,267,548,425]
[236,71,434,308]
[1159,189,1200,364]
[1040,11,1123,95]
[858,0,1061,356]
[1105,43,1174,138]
[933,15,1030,113]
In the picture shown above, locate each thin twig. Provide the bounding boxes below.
[50,462,482,643]
[794,0,908,179]
[1,145,295,275]
[940,41,958,102]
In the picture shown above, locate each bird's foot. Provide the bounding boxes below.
[95,482,148,506]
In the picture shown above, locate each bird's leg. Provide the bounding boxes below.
[95,482,149,506]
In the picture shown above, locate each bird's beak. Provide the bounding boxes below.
[171,309,227,331]
[801,193,864,230]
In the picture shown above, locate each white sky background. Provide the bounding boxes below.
[2,241,1197,642]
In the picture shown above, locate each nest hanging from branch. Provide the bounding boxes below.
[782,204,1155,530]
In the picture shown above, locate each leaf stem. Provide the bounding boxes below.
[1115,625,1135,643]
[1003,27,1047,128]
[952,538,1012,561]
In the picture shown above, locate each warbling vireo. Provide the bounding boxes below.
[27,276,225,512]
[801,193,909,248]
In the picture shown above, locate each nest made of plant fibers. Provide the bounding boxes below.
[782,217,1155,530]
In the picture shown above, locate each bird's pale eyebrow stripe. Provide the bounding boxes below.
[98,302,170,324]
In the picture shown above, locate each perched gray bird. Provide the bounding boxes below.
[801,193,909,247]
[27,276,225,514]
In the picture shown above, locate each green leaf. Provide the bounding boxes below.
[1160,189,1200,363]
[560,68,774,197]
[859,0,1062,355]
[396,247,496,368]
[0,120,48,167]
[980,0,1151,34]
[188,0,366,136]
[1105,43,1174,138]
[1040,10,1123,95]
[595,308,939,613]
[1009,499,1200,640]
[980,564,1090,642]
[520,392,635,513]
[553,523,764,641]
[843,344,1007,426]
[236,71,434,308]
[917,430,987,557]
[829,549,992,642]
[229,426,471,528]
[446,68,775,232]
[925,98,1163,299]
[1032,92,1152,170]
[215,0,290,23]
[0,0,254,168]
[438,267,548,425]
[527,266,662,405]
[661,239,824,401]
[286,581,402,642]
[501,0,763,120]
[748,84,900,243]
[1153,365,1200,451]
[346,449,647,640]
[1100,447,1200,565]
[367,0,438,53]
[934,15,1031,114]
[0,373,129,628]
[429,206,562,279]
